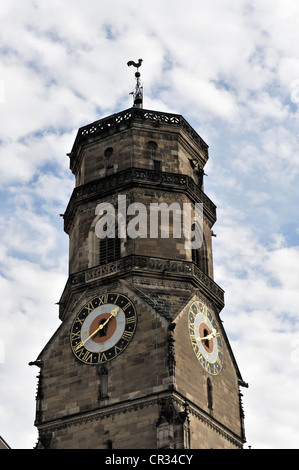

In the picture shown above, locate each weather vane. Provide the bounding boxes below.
[127,59,143,108]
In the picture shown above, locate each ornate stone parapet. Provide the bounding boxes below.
[58,255,224,320]
[70,107,209,157]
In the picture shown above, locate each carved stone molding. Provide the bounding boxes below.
[63,167,217,233]
[172,393,244,449]
[59,255,224,320]
[37,393,162,434]
[36,389,244,449]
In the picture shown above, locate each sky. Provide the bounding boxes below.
[0,0,299,449]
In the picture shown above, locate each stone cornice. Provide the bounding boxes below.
[36,388,244,448]
[63,167,217,233]
[58,255,224,320]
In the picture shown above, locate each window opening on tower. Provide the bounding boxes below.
[99,234,121,265]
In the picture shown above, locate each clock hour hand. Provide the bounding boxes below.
[98,306,119,331]
[199,328,217,341]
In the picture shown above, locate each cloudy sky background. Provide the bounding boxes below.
[1,0,299,449]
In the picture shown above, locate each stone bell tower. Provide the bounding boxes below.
[31,61,247,449]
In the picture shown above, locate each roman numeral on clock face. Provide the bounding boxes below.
[122,330,133,341]
[98,294,108,305]
[126,315,135,324]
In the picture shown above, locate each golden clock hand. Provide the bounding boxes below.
[75,307,119,351]
[199,328,217,341]
[99,306,119,330]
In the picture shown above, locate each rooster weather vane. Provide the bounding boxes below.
[127,59,143,108]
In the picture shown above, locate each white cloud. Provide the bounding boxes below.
[0,256,64,448]
[0,132,74,186]
[212,214,299,448]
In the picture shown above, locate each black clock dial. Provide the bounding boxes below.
[70,293,137,365]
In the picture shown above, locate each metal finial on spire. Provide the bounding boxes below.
[127,59,143,108]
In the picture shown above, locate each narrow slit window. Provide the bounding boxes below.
[207,378,213,411]
[107,440,113,449]
[99,366,108,398]
[154,160,161,171]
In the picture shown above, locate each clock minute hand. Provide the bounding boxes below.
[75,307,119,351]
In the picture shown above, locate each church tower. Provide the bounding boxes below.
[31,62,247,449]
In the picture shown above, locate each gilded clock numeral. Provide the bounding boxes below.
[122,329,133,342]
[84,301,95,314]
[126,315,136,324]
[75,316,84,326]
[74,341,84,352]
[76,346,90,361]
[71,331,81,341]
[195,347,202,358]
[98,352,108,363]
[192,304,198,315]
[98,294,108,305]
[198,354,205,367]
[122,301,132,311]
[82,351,93,363]
[189,323,195,336]
[114,345,122,355]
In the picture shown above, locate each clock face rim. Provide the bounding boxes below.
[70,293,137,365]
[188,300,224,375]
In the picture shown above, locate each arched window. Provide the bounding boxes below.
[147,140,158,156]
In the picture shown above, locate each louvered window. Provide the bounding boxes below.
[99,235,121,265]
[192,232,208,274]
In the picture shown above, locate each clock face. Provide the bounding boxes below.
[70,293,137,365]
[188,300,224,375]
